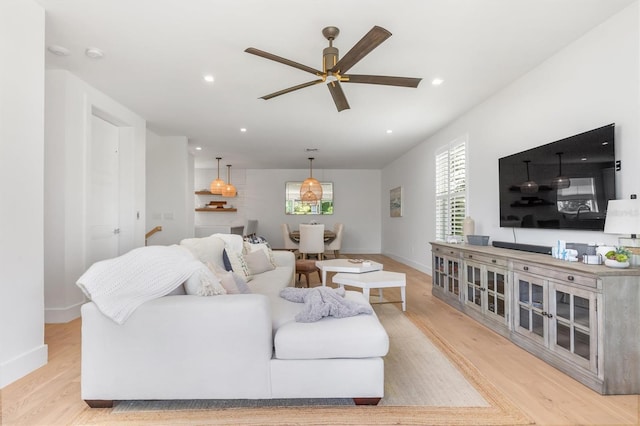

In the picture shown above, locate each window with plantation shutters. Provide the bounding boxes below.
[435,138,467,241]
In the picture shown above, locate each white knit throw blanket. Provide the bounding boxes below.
[77,245,202,325]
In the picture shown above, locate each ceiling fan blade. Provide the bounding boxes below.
[343,74,422,88]
[327,81,350,112]
[245,47,323,76]
[329,26,391,75]
[260,79,324,100]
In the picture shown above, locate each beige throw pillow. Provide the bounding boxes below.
[243,242,277,267]
[243,249,275,275]
[224,249,253,281]
[208,262,251,294]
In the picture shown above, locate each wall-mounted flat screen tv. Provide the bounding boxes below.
[498,124,615,231]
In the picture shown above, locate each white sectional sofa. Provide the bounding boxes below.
[81,234,389,407]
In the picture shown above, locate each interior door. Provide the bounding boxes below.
[87,115,120,265]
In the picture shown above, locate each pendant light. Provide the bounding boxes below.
[551,152,570,190]
[300,157,323,202]
[209,157,226,194]
[221,164,237,197]
[520,160,538,194]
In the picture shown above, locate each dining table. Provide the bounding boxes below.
[289,230,336,244]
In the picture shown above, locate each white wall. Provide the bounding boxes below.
[146,132,192,245]
[44,70,146,323]
[382,2,639,273]
[194,167,382,253]
[0,0,48,388]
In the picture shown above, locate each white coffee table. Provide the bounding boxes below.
[315,258,384,286]
[332,271,407,311]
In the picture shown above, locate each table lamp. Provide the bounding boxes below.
[604,197,640,266]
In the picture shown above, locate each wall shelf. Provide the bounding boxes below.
[195,190,238,197]
[194,192,237,212]
[195,208,237,212]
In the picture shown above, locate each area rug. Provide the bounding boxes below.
[74,304,532,425]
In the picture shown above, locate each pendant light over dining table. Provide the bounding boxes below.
[300,157,322,203]
[210,157,226,194]
[221,164,237,197]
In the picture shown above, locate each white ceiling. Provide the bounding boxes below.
[36,0,635,169]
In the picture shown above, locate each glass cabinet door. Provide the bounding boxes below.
[515,273,547,345]
[465,263,483,310]
[550,282,598,372]
[433,255,446,289]
[486,266,507,323]
[447,259,461,296]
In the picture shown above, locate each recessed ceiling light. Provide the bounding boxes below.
[47,45,71,56]
[203,74,214,83]
[386,129,393,134]
[195,146,202,151]
[602,141,609,146]
[581,157,588,161]
[240,128,247,132]
[432,78,444,86]
[85,47,104,59]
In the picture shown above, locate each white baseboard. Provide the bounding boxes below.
[0,344,48,389]
[45,301,83,324]
[339,248,382,255]
[382,252,432,275]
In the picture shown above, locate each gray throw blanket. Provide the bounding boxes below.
[280,287,373,323]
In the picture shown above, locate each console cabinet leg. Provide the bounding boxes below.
[353,397,381,405]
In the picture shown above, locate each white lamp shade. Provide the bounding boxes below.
[604,199,640,235]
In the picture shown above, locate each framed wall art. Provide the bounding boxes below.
[390,186,402,217]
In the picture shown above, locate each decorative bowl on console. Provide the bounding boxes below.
[603,247,631,268]
[604,258,629,268]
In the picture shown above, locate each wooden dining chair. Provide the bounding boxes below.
[299,224,325,260]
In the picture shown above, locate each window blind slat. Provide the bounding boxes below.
[435,139,467,240]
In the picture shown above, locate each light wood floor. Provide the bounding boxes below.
[1,254,638,425]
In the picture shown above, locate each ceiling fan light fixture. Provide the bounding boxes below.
[210,157,226,194]
[300,157,322,203]
[221,164,237,197]
[323,46,339,73]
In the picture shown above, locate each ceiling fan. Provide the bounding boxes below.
[245,26,422,112]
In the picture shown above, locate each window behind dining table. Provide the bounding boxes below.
[285,181,334,215]
[435,137,467,241]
